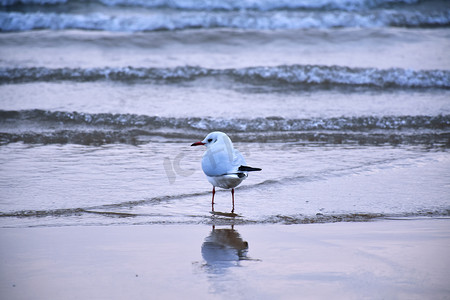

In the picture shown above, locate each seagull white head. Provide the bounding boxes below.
[191,131,232,148]
[191,131,261,213]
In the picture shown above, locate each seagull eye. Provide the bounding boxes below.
[207,138,213,143]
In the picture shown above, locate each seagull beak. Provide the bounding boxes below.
[191,141,205,146]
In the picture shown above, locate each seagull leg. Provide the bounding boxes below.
[211,186,215,212]
[231,188,235,213]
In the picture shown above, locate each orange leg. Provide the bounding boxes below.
[211,186,215,212]
[231,188,235,213]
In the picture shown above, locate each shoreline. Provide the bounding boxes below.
[1,218,449,299]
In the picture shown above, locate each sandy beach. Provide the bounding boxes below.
[1,219,449,300]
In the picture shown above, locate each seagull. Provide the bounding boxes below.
[191,131,261,213]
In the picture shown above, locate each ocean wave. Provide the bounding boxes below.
[1,110,449,146]
[263,211,450,224]
[2,131,449,146]
[1,65,449,89]
[91,0,423,11]
[1,207,449,226]
[0,0,66,5]
[2,110,450,131]
[0,0,422,11]
[1,9,449,32]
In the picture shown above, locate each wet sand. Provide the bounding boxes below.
[1,219,449,300]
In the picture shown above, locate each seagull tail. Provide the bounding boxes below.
[238,165,262,172]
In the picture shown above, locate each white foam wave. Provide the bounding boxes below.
[238,65,450,88]
[0,0,66,5]
[1,0,421,10]
[1,9,448,32]
[1,109,449,146]
[1,65,449,89]
[97,0,421,11]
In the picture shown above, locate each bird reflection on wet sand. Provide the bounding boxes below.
[201,225,257,274]
[195,224,261,296]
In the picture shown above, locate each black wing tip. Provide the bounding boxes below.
[239,165,262,172]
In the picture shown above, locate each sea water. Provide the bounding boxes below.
[0,0,449,227]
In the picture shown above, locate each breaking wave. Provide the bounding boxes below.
[1,109,449,146]
[1,65,449,89]
[0,0,425,11]
[0,9,449,32]
[1,0,66,5]
[1,206,448,226]
[2,109,450,131]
